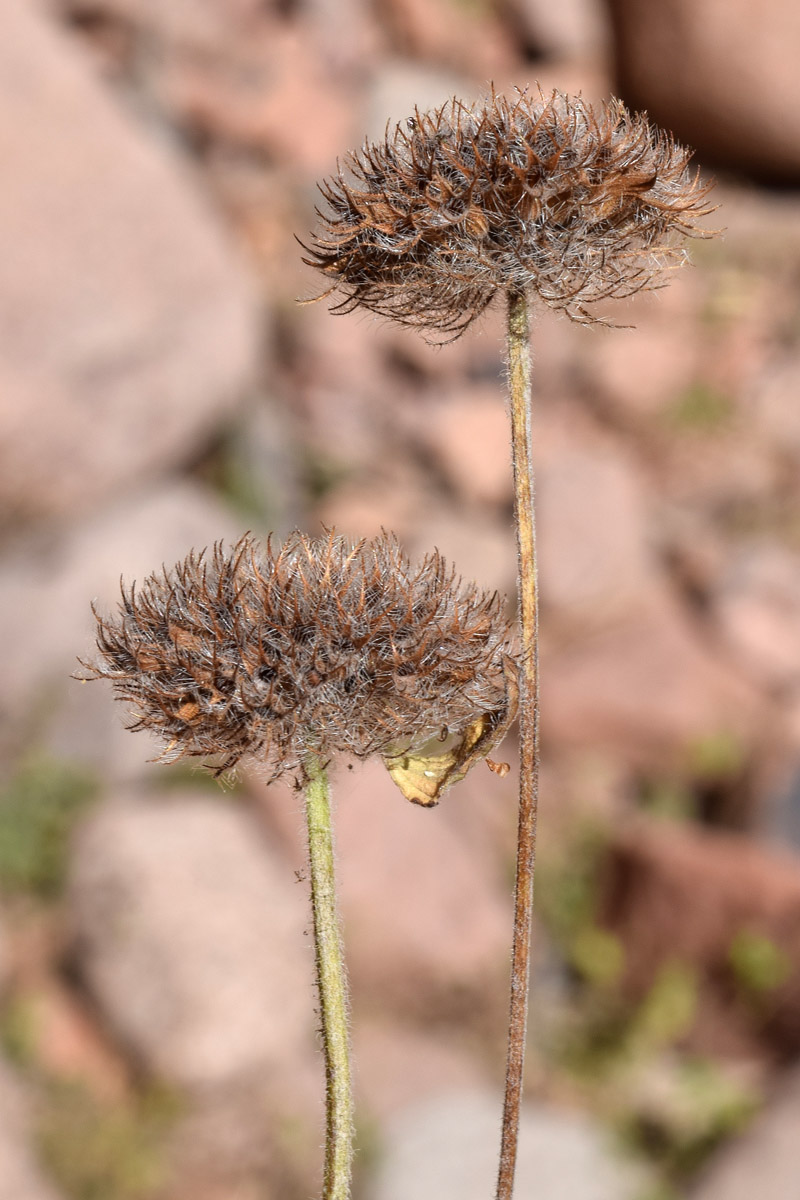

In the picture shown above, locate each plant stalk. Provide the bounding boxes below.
[496,288,540,1200]
[304,755,354,1199]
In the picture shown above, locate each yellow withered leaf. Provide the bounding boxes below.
[384,655,519,806]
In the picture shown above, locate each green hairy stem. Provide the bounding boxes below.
[304,755,354,1199]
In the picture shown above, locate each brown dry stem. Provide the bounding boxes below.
[496,288,540,1200]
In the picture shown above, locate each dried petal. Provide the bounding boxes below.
[384,654,518,805]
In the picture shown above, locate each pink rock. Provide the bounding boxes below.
[374,0,515,78]
[606,0,800,180]
[365,62,479,142]
[537,415,659,629]
[751,355,800,458]
[498,0,611,61]
[303,0,386,74]
[353,1020,485,1122]
[0,481,240,762]
[253,756,513,1018]
[603,818,800,1057]
[713,544,800,692]
[318,464,434,547]
[16,979,128,1103]
[404,389,513,509]
[372,1089,648,1200]
[0,1059,65,1200]
[68,792,317,1090]
[289,299,395,469]
[60,0,268,51]
[583,322,700,421]
[690,1064,800,1200]
[541,589,765,770]
[406,508,516,596]
[161,23,357,174]
[672,443,777,523]
[0,1,259,523]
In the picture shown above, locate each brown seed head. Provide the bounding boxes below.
[83,531,516,784]
[303,87,715,337]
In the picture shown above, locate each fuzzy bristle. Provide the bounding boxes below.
[83,531,517,782]
[304,88,715,337]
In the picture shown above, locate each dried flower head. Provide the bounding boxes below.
[304,87,715,336]
[83,531,517,792]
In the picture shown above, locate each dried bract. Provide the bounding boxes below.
[83,531,516,786]
[304,88,715,336]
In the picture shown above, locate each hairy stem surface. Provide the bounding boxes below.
[496,288,540,1200]
[304,755,354,1199]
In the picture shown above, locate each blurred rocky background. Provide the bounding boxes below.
[1,0,800,1196]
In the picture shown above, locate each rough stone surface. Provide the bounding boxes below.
[365,61,476,142]
[503,0,611,60]
[406,389,513,509]
[371,1089,648,1200]
[603,819,800,1056]
[408,508,517,596]
[537,420,658,628]
[542,590,764,769]
[0,480,240,766]
[255,756,512,1018]
[68,793,316,1089]
[712,543,800,691]
[160,21,357,174]
[19,977,129,1102]
[583,321,701,420]
[372,0,513,78]
[0,0,259,523]
[61,0,269,51]
[353,1021,485,1122]
[768,755,800,853]
[606,0,800,179]
[751,354,800,458]
[690,1065,800,1200]
[0,1058,65,1200]
[318,463,431,549]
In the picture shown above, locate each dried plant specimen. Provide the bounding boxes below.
[304,87,714,338]
[84,528,518,1199]
[84,529,517,790]
[305,84,716,1200]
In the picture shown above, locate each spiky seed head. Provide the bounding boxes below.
[303,87,715,338]
[82,531,517,787]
